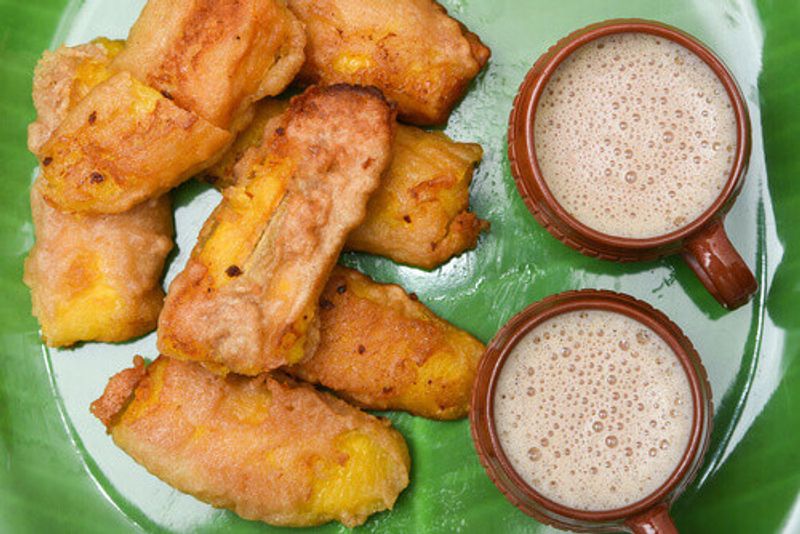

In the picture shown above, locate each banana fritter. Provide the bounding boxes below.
[37,0,306,215]
[91,356,410,527]
[24,188,173,346]
[38,71,231,214]
[287,0,490,125]
[112,0,306,130]
[158,85,395,375]
[288,266,484,419]
[346,125,488,269]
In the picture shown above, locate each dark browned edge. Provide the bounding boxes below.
[507,18,752,263]
[470,290,713,532]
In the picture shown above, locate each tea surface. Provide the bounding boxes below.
[534,32,737,239]
[494,309,694,511]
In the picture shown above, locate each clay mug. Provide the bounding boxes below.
[508,19,757,309]
[471,290,713,533]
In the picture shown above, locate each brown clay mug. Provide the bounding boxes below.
[470,290,713,533]
[508,19,757,310]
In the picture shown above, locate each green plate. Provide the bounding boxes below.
[1,0,798,532]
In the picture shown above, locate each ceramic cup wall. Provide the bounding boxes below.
[508,19,757,310]
[471,290,713,533]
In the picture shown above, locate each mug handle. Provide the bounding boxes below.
[681,219,757,310]
[626,504,678,534]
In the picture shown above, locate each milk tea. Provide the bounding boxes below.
[534,32,738,239]
[493,310,693,511]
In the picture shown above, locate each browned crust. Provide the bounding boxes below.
[112,0,305,129]
[90,355,147,429]
[344,125,488,268]
[438,1,491,68]
[38,71,232,214]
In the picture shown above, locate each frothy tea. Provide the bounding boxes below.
[493,309,693,512]
[534,32,738,239]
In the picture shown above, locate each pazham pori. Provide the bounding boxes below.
[158,85,395,375]
[288,0,490,125]
[205,102,488,269]
[25,189,172,346]
[24,42,173,347]
[346,124,488,269]
[91,356,410,528]
[112,0,306,131]
[38,70,231,214]
[288,266,484,419]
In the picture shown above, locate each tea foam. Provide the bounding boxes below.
[493,309,693,511]
[534,32,737,239]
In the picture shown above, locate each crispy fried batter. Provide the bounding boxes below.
[158,85,395,375]
[202,99,289,188]
[288,266,484,419]
[287,0,490,125]
[28,38,124,155]
[112,0,306,130]
[24,44,174,347]
[346,125,488,268]
[91,356,410,527]
[24,185,173,346]
[207,106,488,268]
[91,355,147,427]
[37,71,231,214]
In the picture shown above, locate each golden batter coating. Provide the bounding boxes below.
[287,0,490,125]
[158,85,395,375]
[28,38,124,155]
[206,105,488,268]
[288,266,484,419]
[346,125,488,269]
[202,99,289,188]
[37,71,232,214]
[91,356,410,528]
[112,0,306,130]
[24,43,174,347]
[24,186,173,347]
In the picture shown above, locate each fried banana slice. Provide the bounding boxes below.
[37,71,232,214]
[28,38,124,155]
[91,356,410,528]
[287,0,490,125]
[112,0,306,130]
[207,105,488,268]
[346,125,488,269]
[288,267,484,419]
[24,43,174,347]
[24,186,173,346]
[158,85,395,375]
